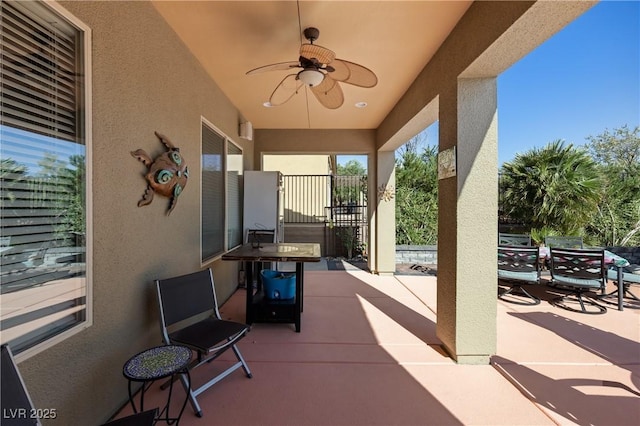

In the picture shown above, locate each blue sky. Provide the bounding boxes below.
[497,0,639,165]
[339,1,639,168]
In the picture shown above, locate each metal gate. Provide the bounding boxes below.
[282,174,367,258]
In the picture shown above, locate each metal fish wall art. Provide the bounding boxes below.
[131,131,189,215]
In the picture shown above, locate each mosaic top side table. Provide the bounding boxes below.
[122,345,192,425]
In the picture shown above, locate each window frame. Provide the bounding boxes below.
[200,117,243,265]
[226,138,244,251]
[0,0,93,361]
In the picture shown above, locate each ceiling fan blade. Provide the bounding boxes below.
[246,61,301,75]
[311,76,344,109]
[300,43,335,65]
[269,74,304,106]
[328,59,378,88]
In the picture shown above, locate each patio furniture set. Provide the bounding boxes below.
[2,240,321,424]
[497,233,639,314]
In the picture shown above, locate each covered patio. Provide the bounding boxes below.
[112,265,640,425]
[3,1,620,424]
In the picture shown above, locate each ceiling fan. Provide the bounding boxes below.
[246,27,377,109]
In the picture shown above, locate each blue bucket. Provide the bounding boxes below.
[260,269,296,300]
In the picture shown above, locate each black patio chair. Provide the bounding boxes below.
[156,268,252,417]
[246,228,276,247]
[1,344,40,426]
[543,236,584,271]
[245,228,277,287]
[497,246,541,305]
[548,248,607,314]
[498,233,532,247]
[102,409,158,426]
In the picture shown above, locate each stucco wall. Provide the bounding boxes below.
[263,154,330,175]
[17,2,251,424]
[374,0,594,363]
[254,128,376,166]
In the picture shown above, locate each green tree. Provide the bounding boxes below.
[334,160,366,206]
[337,159,366,176]
[35,153,86,245]
[395,137,438,245]
[587,125,640,174]
[500,140,603,235]
[0,158,28,202]
[57,154,86,244]
[586,125,640,245]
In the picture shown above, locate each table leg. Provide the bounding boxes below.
[245,264,254,325]
[127,380,139,413]
[168,370,191,424]
[128,381,155,414]
[162,374,176,424]
[295,262,303,332]
[617,265,624,311]
[144,369,190,425]
[298,262,304,313]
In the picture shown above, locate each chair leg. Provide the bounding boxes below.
[498,284,540,305]
[625,287,640,302]
[232,344,252,378]
[183,344,252,417]
[552,289,606,314]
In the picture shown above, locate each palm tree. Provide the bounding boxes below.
[500,140,603,235]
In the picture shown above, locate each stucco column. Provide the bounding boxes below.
[375,150,396,275]
[436,78,498,364]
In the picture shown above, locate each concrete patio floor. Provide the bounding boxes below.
[112,261,640,425]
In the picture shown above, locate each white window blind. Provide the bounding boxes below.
[227,141,243,249]
[201,124,225,261]
[201,122,244,263]
[1,0,82,143]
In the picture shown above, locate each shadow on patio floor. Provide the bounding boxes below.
[110,269,639,426]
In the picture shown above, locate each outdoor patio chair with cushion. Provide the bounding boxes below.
[498,233,532,246]
[544,235,583,249]
[156,268,252,417]
[601,265,640,309]
[543,236,584,271]
[497,246,542,305]
[549,248,607,314]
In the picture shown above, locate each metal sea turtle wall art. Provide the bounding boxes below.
[131,131,189,215]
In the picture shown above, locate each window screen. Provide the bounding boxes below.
[201,122,244,262]
[201,124,225,261]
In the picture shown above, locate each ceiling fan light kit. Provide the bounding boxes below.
[298,69,324,87]
[246,26,377,109]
